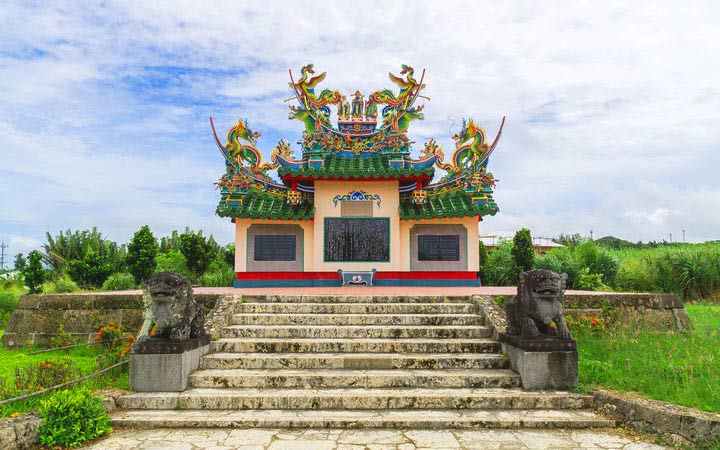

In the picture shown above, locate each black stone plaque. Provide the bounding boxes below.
[254,235,296,261]
[418,235,460,261]
[324,218,389,262]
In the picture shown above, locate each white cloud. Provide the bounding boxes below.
[1,0,719,257]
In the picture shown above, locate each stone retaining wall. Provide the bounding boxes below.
[1,293,221,348]
[0,413,41,450]
[490,293,691,331]
[595,389,720,448]
[2,291,689,348]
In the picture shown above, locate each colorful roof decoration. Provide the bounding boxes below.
[211,64,504,221]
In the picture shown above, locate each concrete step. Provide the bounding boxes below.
[111,408,616,429]
[239,295,475,304]
[189,369,521,389]
[221,325,491,339]
[235,302,475,315]
[200,352,511,370]
[231,313,481,326]
[117,388,595,410]
[211,338,500,354]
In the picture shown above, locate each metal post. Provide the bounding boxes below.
[682,229,686,243]
[0,241,7,271]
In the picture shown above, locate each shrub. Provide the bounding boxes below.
[38,388,112,447]
[67,251,114,288]
[512,228,534,272]
[94,325,134,356]
[484,240,519,285]
[15,358,80,393]
[155,250,194,281]
[22,250,44,294]
[101,272,135,291]
[478,241,488,279]
[49,324,75,348]
[45,276,79,293]
[126,225,159,284]
[573,267,608,291]
[198,267,235,287]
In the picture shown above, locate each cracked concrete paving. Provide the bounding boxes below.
[81,428,670,449]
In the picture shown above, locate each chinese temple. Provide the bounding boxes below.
[211,64,504,287]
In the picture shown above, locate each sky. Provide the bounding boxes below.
[1,1,719,260]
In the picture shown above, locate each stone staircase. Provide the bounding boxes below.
[113,294,614,429]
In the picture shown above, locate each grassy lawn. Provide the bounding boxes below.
[0,334,129,417]
[575,302,720,413]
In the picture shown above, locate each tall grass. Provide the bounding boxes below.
[485,239,720,299]
[612,243,720,300]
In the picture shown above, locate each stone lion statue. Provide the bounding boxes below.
[505,269,572,340]
[136,272,206,343]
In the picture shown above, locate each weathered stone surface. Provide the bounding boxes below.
[136,272,206,344]
[0,413,42,450]
[594,389,720,447]
[505,270,572,340]
[232,313,481,326]
[189,369,519,389]
[221,325,491,339]
[211,338,499,354]
[501,343,578,390]
[130,341,210,392]
[201,353,509,371]
[236,302,476,314]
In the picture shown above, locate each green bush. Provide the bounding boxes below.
[67,251,114,288]
[484,240,519,286]
[155,250,194,281]
[101,273,136,291]
[38,388,112,447]
[198,267,235,287]
[179,230,217,278]
[15,358,80,393]
[44,276,79,294]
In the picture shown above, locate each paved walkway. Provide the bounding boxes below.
[85,428,669,449]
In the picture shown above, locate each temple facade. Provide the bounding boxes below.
[211,64,504,287]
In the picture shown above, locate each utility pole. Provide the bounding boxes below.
[682,229,686,243]
[0,241,7,271]
[590,229,594,241]
[669,232,672,243]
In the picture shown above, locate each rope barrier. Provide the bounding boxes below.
[0,360,129,406]
[27,336,130,355]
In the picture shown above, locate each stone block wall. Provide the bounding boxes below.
[1,293,221,348]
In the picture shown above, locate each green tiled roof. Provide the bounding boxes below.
[277,154,435,179]
[216,189,314,221]
[399,189,499,220]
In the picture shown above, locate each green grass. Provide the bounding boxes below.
[575,303,720,413]
[0,334,129,417]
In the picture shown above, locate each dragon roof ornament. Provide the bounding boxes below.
[210,64,505,220]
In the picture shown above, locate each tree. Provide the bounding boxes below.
[14,253,26,272]
[179,230,216,278]
[23,250,45,293]
[126,225,159,284]
[478,241,488,280]
[512,228,534,272]
[67,251,113,288]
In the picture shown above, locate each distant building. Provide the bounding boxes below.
[479,235,564,254]
[211,64,505,287]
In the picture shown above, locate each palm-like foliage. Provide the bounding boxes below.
[43,228,125,275]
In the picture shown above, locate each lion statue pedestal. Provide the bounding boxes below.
[499,269,578,390]
[130,272,210,392]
